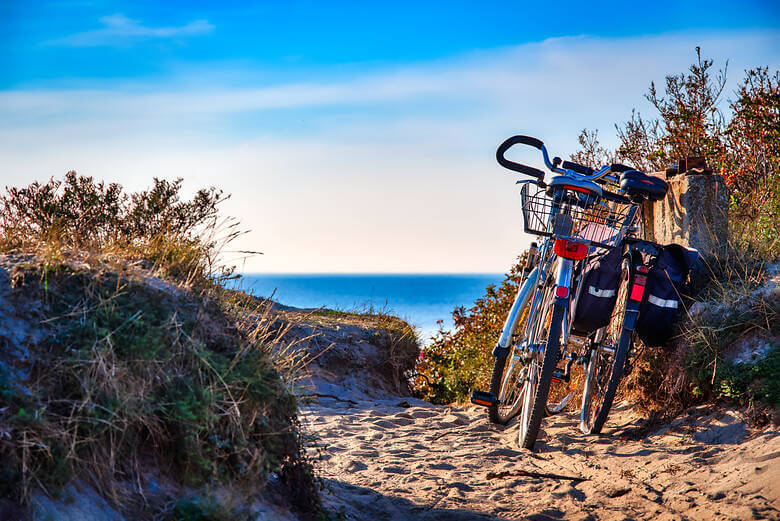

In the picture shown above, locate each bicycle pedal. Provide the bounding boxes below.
[470,390,497,408]
[551,370,570,383]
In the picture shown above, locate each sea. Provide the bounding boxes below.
[237,274,505,343]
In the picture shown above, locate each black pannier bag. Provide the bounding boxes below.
[572,246,623,334]
[635,244,698,346]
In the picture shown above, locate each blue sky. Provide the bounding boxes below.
[3,1,778,86]
[2,1,779,272]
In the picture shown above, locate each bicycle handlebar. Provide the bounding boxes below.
[561,160,633,185]
[561,160,594,176]
[496,134,639,204]
[609,163,634,173]
[496,135,546,180]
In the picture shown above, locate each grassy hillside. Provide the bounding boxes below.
[0,174,319,518]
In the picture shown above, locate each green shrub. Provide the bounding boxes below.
[0,172,232,286]
[684,279,779,405]
[413,256,525,403]
[714,345,779,404]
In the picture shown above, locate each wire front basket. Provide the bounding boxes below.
[520,183,636,250]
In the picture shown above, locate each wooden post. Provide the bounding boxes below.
[642,173,729,259]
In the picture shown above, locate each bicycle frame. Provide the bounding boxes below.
[511,202,638,350]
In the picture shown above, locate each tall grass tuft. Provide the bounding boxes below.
[0,173,320,515]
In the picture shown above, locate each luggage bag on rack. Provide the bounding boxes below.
[571,246,624,334]
[635,244,698,346]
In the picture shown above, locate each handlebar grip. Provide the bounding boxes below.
[602,190,631,204]
[610,163,635,173]
[513,135,544,150]
[561,160,594,176]
[496,135,545,180]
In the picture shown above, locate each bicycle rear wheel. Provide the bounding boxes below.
[580,255,634,434]
[488,348,526,424]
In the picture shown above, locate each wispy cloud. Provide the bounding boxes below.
[48,14,214,47]
[4,30,780,272]
[15,30,780,125]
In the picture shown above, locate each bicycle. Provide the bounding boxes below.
[579,237,661,434]
[471,135,667,449]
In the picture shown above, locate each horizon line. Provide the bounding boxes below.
[236,271,508,275]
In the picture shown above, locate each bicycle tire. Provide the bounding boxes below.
[588,326,631,434]
[488,292,533,424]
[488,351,520,424]
[519,301,564,450]
[580,256,634,434]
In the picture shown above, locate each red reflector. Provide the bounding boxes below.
[563,185,592,194]
[556,286,569,298]
[474,399,492,406]
[554,239,588,260]
[629,283,645,301]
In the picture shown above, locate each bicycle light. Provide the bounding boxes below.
[554,239,588,260]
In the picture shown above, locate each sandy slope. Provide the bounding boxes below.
[303,397,778,521]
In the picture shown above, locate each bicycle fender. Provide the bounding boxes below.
[621,301,641,332]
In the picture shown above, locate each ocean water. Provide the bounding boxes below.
[238,274,504,342]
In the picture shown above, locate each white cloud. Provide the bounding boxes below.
[3,30,779,272]
[48,13,214,47]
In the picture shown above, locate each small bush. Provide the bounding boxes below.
[0,172,233,286]
[413,256,525,403]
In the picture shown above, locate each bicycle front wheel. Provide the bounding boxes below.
[580,255,634,434]
[518,291,564,450]
[488,347,526,424]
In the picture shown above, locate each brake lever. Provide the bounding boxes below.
[516,179,547,189]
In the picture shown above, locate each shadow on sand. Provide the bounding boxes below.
[320,478,570,521]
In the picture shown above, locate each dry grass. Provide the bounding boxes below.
[625,207,779,414]
[0,174,321,516]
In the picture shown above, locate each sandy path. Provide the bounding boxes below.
[280,311,778,520]
[302,397,779,521]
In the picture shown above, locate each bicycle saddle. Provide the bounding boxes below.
[619,170,668,202]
